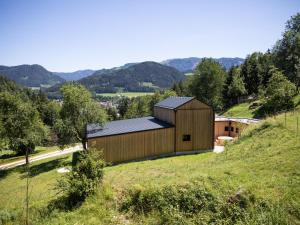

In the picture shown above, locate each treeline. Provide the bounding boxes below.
[172,13,300,116]
[0,77,106,154]
[105,90,177,121]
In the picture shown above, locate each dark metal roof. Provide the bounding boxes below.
[86,116,173,138]
[154,96,194,109]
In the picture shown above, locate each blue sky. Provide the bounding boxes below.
[0,0,299,72]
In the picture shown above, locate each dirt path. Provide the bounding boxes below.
[0,145,82,170]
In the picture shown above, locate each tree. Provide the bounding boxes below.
[273,13,300,89]
[0,92,49,154]
[106,107,118,121]
[223,66,247,106]
[117,97,131,119]
[43,101,61,127]
[260,67,296,114]
[189,58,226,111]
[124,96,151,119]
[172,80,187,96]
[55,84,107,149]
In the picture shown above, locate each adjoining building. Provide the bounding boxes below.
[214,116,259,139]
[86,97,214,163]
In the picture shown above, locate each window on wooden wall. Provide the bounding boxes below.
[182,134,191,141]
[224,126,234,132]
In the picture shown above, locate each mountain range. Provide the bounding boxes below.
[161,57,244,73]
[0,57,244,92]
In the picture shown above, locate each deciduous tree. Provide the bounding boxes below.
[55,84,107,149]
[0,92,49,154]
[189,58,226,111]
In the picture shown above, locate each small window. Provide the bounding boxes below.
[225,126,229,131]
[231,127,234,132]
[236,128,239,133]
[182,134,191,141]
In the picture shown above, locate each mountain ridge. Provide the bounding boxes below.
[79,61,185,93]
[161,57,244,72]
[0,57,244,88]
[0,64,65,87]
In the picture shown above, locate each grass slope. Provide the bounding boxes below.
[222,102,255,118]
[0,111,299,224]
[222,94,300,119]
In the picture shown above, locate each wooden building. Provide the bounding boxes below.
[86,97,214,163]
[214,116,259,140]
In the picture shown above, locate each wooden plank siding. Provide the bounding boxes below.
[214,121,248,139]
[87,127,175,163]
[175,109,214,151]
[174,99,214,152]
[153,107,175,124]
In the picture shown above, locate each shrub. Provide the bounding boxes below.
[56,149,105,206]
[121,182,217,215]
[121,182,289,224]
[0,209,17,225]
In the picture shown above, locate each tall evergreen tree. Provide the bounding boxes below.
[223,66,247,107]
[273,13,300,89]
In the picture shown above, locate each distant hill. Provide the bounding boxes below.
[54,70,95,81]
[79,61,185,93]
[161,57,244,72]
[0,64,65,87]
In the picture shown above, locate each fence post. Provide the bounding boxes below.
[285,111,287,127]
[297,117,299,137]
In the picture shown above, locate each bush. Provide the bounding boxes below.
[121,182,216,215]
[56,149,105,206]
[0,209,17,225]
[121,182,290,225]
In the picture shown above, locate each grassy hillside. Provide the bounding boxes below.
[222,102,255,118]
[0,111,299,224]
[222,94,300,119]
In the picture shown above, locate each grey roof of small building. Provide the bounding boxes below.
[86,116,173,138]
[154,96,194,109]
[215,115,260,124]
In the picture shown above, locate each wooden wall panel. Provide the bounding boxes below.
[175,108,214,151]
[87,127,175,163]
[214,121,248,139]
[214,121,230,139]
[153,107,175,124]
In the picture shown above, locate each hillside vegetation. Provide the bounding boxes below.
[79,61,185,93]
[222,94,300,119]
[0,65,64,87]
[0,110,299,224]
